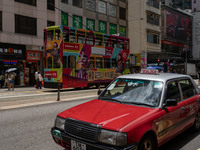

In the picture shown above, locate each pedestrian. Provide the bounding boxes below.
[0,73,3,88]
[38,71,43,89]
[8,72,15,91]
[35,70,39,89]
[4,72,9,88]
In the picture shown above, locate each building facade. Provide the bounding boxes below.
[128,0,161,70]
[192,0,200,12]
[0,0,128,86]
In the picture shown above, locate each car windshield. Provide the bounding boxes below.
[99,78,163,107]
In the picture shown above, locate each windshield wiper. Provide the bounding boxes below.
[123,101,155,107]
[99,97,122,103]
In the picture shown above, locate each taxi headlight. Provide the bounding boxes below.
[54,117,65,130]
[99,129,127,146]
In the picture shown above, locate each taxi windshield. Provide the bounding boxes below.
[99,78,163,107]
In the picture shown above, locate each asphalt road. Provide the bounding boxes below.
[0,97,200,150]
[0,86,200,150]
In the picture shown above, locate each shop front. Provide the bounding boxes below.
[25,51,41,86]
[0,43,26,86]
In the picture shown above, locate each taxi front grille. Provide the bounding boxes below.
[65,118,101,142]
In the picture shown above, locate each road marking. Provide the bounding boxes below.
[0,93,53,99]
[0,95,97,110]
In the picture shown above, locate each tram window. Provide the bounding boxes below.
[47,57,53,68]
[63,56,67,68]
[89,57,95,68]
[68,55,76,68]
[77,31,85,44]
[125,40,129,49]
[96,57,103,68]
[86,32,94,45]
[104,58,110,68]
[104,36,110,47]
[63,28,69,42]
[70,29,76,43]
[111,58,116,68]
[95,34,103,46]
[125,60,130,69]
[119,38,124,49]
[111,38,117,48]
[55,29,61,40]
[47,30,54,41]
[53,57,61,68]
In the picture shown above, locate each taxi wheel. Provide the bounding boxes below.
[138,135,157,150]
[192,111,200,132]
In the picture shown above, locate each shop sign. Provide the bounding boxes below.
[86,19,95,31]
[119,26,126,36]
[61,12,68,26]
[4,60,17,64]
[0,48,22,54]
[91,47,105,55]
[86,0,95,11]
[98,1,106,14]
[109,4,116,17]
[99,21,107,33]
[26,51,41,61]
[110,23,117,34]
[73,15,82,29]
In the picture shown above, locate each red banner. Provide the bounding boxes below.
[64,43,79,50]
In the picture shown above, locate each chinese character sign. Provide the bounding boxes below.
[61,12,68,26]
[73,15,82,29]
[86,19,95,31]
[99,21,107,33]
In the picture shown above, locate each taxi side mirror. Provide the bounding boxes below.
[97,90,103,95]
[163,99,177,108]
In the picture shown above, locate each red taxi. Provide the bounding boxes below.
[51,70,200,150]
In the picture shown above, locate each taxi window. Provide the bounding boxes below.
[100,78,163,107]
[166,81,181,102]
[179,79,197,99]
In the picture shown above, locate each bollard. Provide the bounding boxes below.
[57,83,60,101]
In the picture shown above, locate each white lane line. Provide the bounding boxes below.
[0,93,53,99]
[0,95,97,110]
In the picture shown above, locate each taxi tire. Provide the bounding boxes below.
[137,135,158,150]
[192,110,200,132]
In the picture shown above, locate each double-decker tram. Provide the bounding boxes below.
[43,25,130,88]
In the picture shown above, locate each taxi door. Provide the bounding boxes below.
[178,79,199,127]
[158,80,186,144]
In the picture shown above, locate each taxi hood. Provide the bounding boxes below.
[58,99,155,131]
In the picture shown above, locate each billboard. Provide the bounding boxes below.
[166,10,192,42]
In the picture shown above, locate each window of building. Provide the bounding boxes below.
[147,31,160,44]
[47,0,55,11]
[98,1,107,14]
[61,0,68,4]
[146,0,159,9]
[47,21,55,27]
[86,0,96,11]
[15,0,36,6]
[73,0,82,8]
[147,12,160,26]
[109,4,117,17]
[119,7,126,20]
[15,14,37,35]
[0,11,2,31]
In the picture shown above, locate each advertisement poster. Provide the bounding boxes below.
[166,10,192,42]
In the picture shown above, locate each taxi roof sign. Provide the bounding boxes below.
[140,69,159,75]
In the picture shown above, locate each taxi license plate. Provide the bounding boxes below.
[71,140,86,150]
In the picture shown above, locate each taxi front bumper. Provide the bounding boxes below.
[51,127,137,150]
